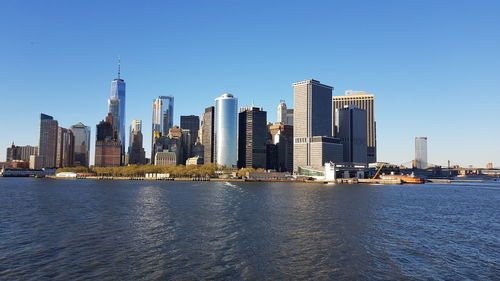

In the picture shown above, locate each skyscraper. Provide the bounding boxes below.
[415,137,428,169]
[336,105,368,164]
[286,109,294,125]
[95,113,122,167]
[38,113,58,168]
[71,122,91,167]
[56,127,75,168]
[129,119,142,149]
[128,120,146,165]
[152,96,174,158]
[293,79,343,171]
[333,90,376,163]
[277,101,293,125]
[277,100,287,124]
[180,115,200,145]
[108,98,120,137]
[110,60,126,153]
[215,93,238,167]
[201,106,215,164]
[268,123,293,172]
[238,107,267,169]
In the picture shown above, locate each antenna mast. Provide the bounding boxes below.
[117,56,121,79]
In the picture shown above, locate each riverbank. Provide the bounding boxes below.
[42,175,412,184]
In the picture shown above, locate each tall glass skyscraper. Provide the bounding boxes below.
[38,113,58,168]
[415,137,428,169]
[70,122,91,167]
[108,98,120,136]
[151,96,174,159]
[214,93,238,167]
[109,62,126,152]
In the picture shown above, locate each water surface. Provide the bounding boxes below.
[0,178,499,280]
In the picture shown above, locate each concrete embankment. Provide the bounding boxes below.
[427,179,484,183]
[45,176,414,185]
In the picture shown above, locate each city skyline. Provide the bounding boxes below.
[1,0,499,167]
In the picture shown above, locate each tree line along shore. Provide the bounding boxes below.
[56,164,265,179]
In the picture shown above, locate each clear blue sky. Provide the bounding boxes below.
[1,0,499,167]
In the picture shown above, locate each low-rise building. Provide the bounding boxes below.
[186,156,203,165]
[155,151,177,166]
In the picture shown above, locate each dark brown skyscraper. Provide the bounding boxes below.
[56,127,75,168]
[95,113,122,167]
[201,106,215,164]
[238,107,267,169]
[38,113,58,168]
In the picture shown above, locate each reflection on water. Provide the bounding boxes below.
[0,178,499,280]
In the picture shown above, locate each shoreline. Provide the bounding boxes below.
[2,175,490,184]
[41,175,405,184]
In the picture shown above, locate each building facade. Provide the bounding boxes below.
[415,137,428,169]
[154,151,177,166]
[333,90,376,163]
[152,96,174,159]
[71,122,91,167]
[180,115,200,142]
[110,62,126,153]
[128,120,146,165]
[56,127,75,168]
[293,79,338,171]
[38,113,59,168]
[95,113,122,167]
[269,123,293,172]
[286,109,294,125]
[238,107,267,169]
[277,101,293,125]
[277,101,287,124]
[6,143,38,162]
[336,105,368,164]
[201,106,215,164]
[215,93,238,167]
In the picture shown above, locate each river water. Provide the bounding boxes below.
[0,178,498,280]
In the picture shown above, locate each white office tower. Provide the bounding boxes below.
[277,100,287,124]
[214,93,238,167]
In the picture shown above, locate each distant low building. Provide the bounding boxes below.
[155,151,177,166]
[10,160,29,169]
[6,143,38,162]
[186,156,203,165]
[246,171,290,180]
[30,155,44,170]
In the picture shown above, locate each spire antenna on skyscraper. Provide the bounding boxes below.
[117,56,121,79]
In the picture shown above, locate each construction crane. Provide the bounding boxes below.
[372,163,385,179]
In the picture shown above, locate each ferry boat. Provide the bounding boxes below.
[380,174,425,184]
